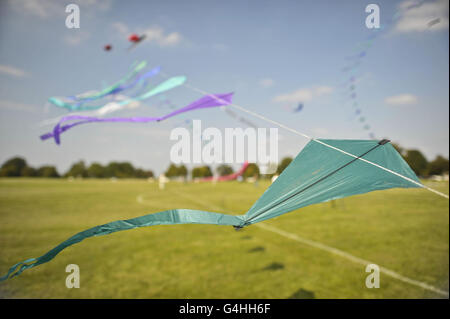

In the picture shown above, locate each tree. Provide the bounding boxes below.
[65,160,87,178]
[87,163,105,178]
[191,166,212,178]
[21,166,37,177]
[178,165,188,178]
[200,166,212,178]
[134,169,154,179]
[427,155,449,176]
[192,167,201,179]
[165,164,179,178]
[243,163,260,179]
[104,162,136,178]
[217,164,233,176]
[403,150,428,176]
[0,157,27,177]
[37,166,60,178]
[277,157,293,175]
[117,162,135,178]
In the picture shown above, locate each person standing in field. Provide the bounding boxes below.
[159,174,168,190]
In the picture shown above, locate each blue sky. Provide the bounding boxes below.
[0,0,448,175]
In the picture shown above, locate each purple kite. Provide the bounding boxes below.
[40,93,234,145]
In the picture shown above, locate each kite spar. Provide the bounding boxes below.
[1,138,424,281]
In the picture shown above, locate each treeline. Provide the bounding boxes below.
[0,158,154,179]
[1,143,448,179]
[392,144,449,177]
[164,163,263,179]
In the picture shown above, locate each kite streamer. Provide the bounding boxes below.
[64,66,161,110]
[40,93,234,144]
[0,139,422,281]
[49,75,186,112]
[102,66,161,98]
[67,61,148,102]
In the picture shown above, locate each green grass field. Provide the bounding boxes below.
[0,178,448,298]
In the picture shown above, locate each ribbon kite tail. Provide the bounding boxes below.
[0,209,246,282]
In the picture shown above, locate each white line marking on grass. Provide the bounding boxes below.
[136,190,449,297]
[256,223,449,297]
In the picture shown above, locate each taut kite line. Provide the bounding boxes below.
[1,139,424,281]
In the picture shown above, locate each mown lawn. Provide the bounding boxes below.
[0,178,448,298]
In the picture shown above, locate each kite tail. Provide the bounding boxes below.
[0,209,245,282]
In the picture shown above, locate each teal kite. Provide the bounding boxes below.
[0,139,422,281]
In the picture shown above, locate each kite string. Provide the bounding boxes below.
[159,73,449,200]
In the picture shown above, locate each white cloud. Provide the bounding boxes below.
[63,31,90,46]
[312,128,329,136]
[385,94,418,105]
[314,86,334,96]
[273,86,333,103]
[394,0,449,33]
[143,26,182,47]
[259,78,275,88]
[112,22,130,36]
[0,100,36,112]
[0,65,29,78]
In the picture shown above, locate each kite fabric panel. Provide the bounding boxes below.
[0,139,423,281]
[242,139,421,224]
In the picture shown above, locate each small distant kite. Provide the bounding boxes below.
[294,103,304,113]
[128,33,146,51]
[104,44,112,51]
[427,18,440,28]
[281,102,304,114]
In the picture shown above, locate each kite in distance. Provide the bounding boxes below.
[104,44,112,51]
[200,162,250,182]
[281,102,304,114]
[294,103,304,113]
[128,33,146,51]
[427,18,440,28]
